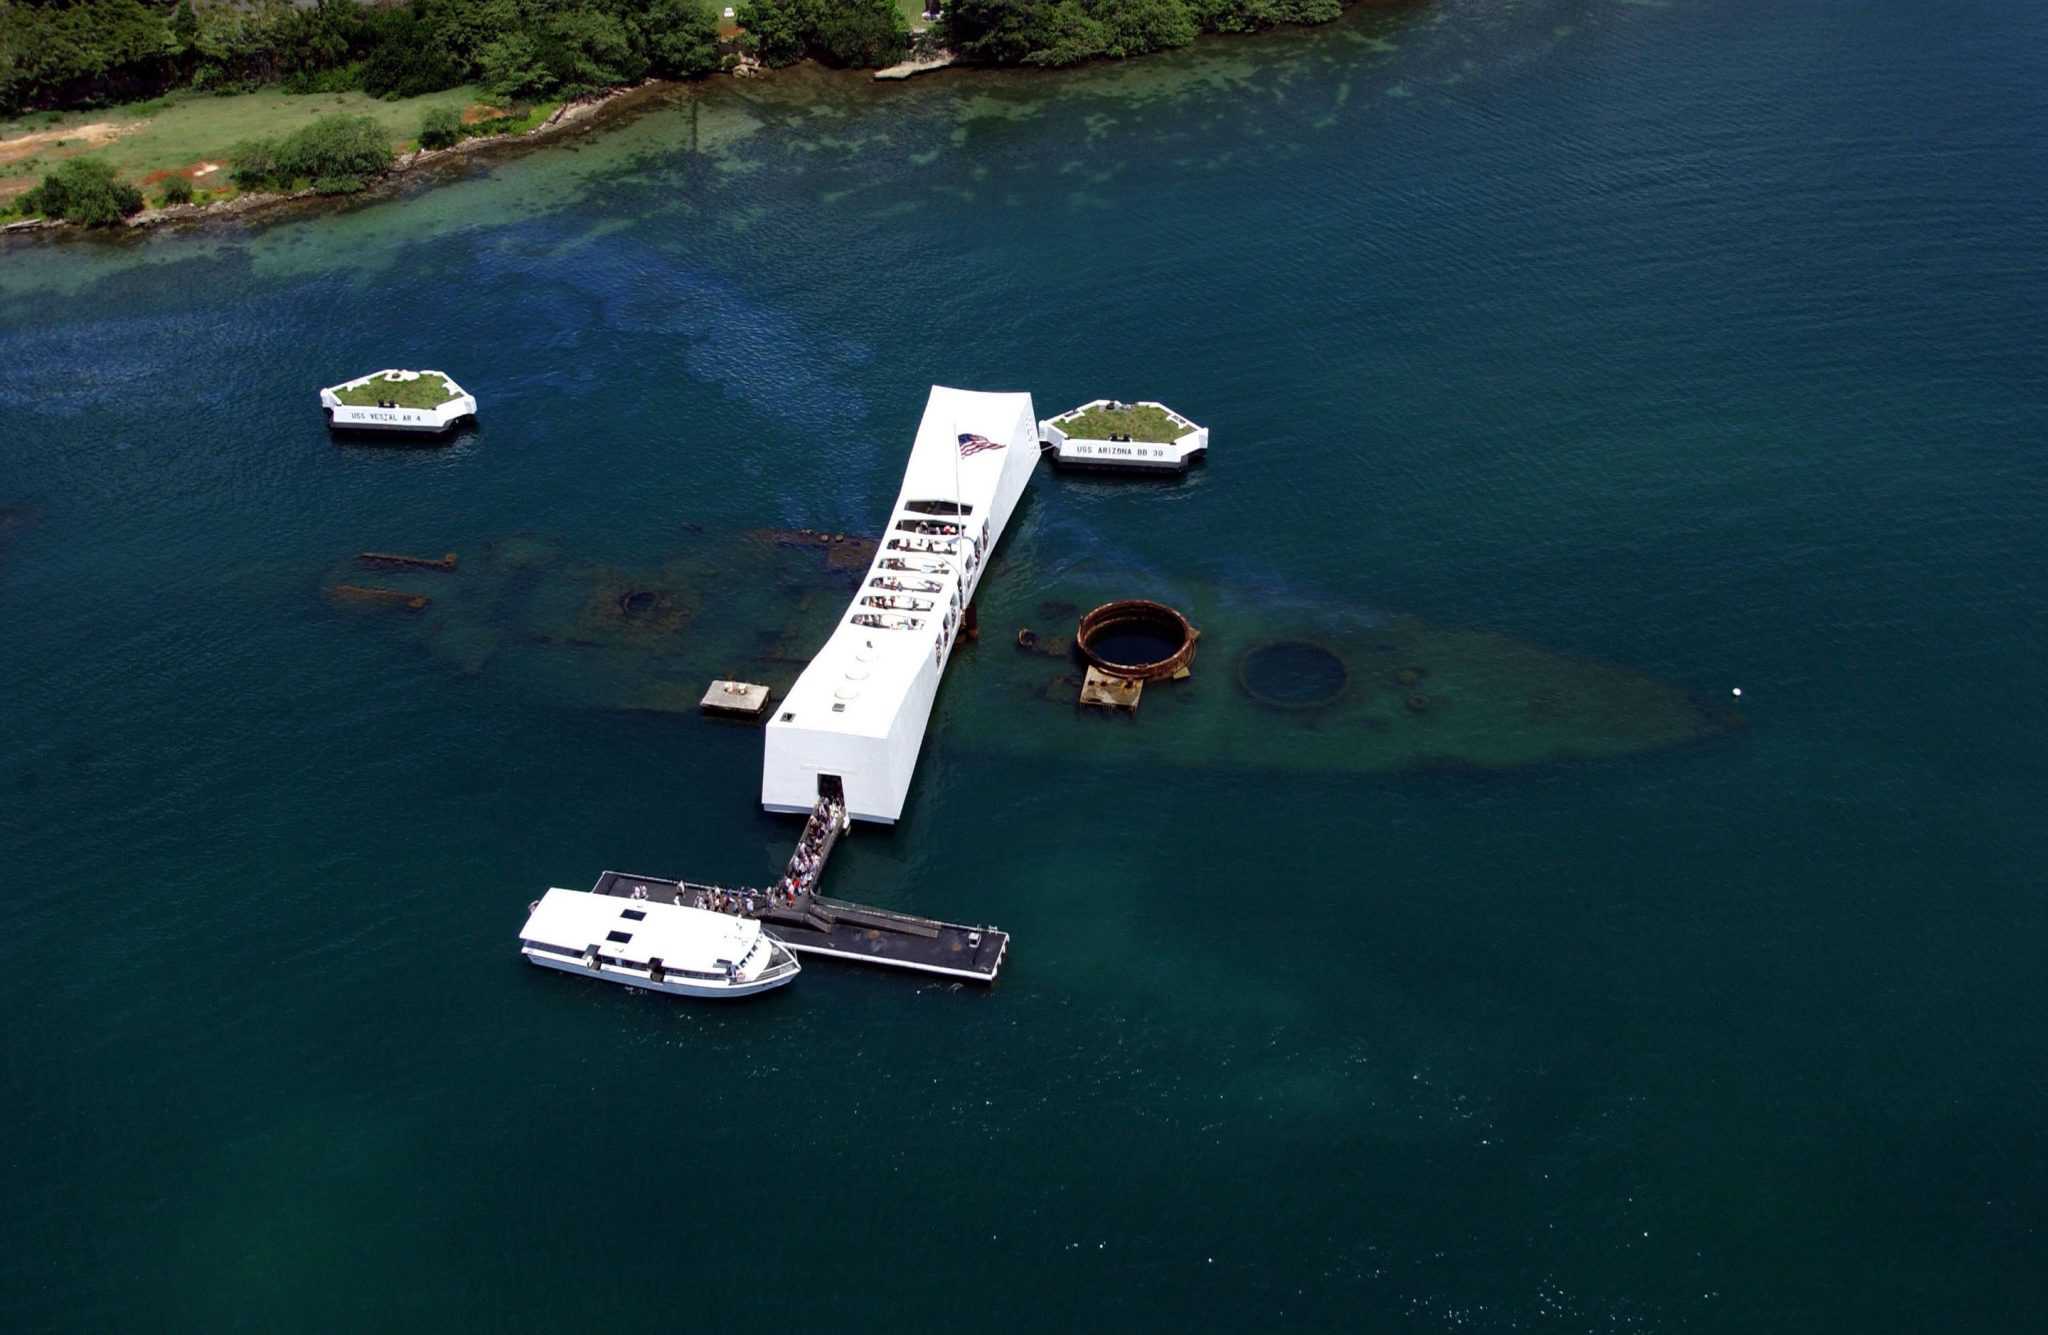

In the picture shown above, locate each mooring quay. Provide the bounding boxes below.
[580,788,1007,984]
[588,870,1008,983]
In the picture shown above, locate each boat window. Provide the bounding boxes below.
[606,930,633,944]
[904,499,972,516]
[620,909,646,921]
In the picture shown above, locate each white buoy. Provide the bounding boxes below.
[1731,687,1743,697]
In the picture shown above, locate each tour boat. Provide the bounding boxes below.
[518,886,800,998]
[762,385,1041,824]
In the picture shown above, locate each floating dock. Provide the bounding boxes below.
[586,793,1008,983]
[588,870,1007,983]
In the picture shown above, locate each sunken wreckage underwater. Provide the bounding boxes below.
[325,531,1741,779]
[324,390,1738,998]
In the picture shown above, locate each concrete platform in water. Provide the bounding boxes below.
[589,870,1007,983]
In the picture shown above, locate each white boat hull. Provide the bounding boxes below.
[522,945,798,998]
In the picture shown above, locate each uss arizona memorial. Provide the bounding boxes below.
[762,385,1042,825]
[520,383,1195,994]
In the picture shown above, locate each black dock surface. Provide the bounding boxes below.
[591,870,1007,983]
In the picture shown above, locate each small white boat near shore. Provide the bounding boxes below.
[518,886,800,999]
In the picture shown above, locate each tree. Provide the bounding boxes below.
[735,0,807,67]
[1096,0,1196,58]
[171,0,200,52]
[18,157,144,225]
[809,0,907,68]
[945,0,1055,65]
[542,7,646,91]
[477,31,555,101]
[736,0,905,69]
[1015,1,1108,66]
[646,0,722,79]
[159,174,195,205]
[360,8,467,98]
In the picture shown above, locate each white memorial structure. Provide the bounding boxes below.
[762,385,1040,824]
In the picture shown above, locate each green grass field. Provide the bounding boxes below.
[331,371,460,409]
[1053,403,1188,443]
[1,85,486,205]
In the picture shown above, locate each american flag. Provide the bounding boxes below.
[957,432,1005,457]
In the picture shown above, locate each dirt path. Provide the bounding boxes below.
[0,120,138,166]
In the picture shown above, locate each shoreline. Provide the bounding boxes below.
[1,6,1412,242]
[1,80,666,239]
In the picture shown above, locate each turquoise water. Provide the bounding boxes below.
[4,1,2046,1329]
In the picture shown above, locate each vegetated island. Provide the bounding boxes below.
[1051,402,1186,443]
[2,0,1397,233]
[329,370,460,409]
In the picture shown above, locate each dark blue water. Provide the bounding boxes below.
[4,2,2045,1329]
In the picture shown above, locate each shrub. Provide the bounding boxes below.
[18,157,145,226]
[276,114,392,181]
[229,115,392,190]
[418,105,462,150]
[230,138,283,189]
[159,175,195,206]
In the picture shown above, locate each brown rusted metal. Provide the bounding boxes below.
[358,551,457,571]
[1074,598,1197,682]
[329,584,430,611]
[1079,665,1143,710]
